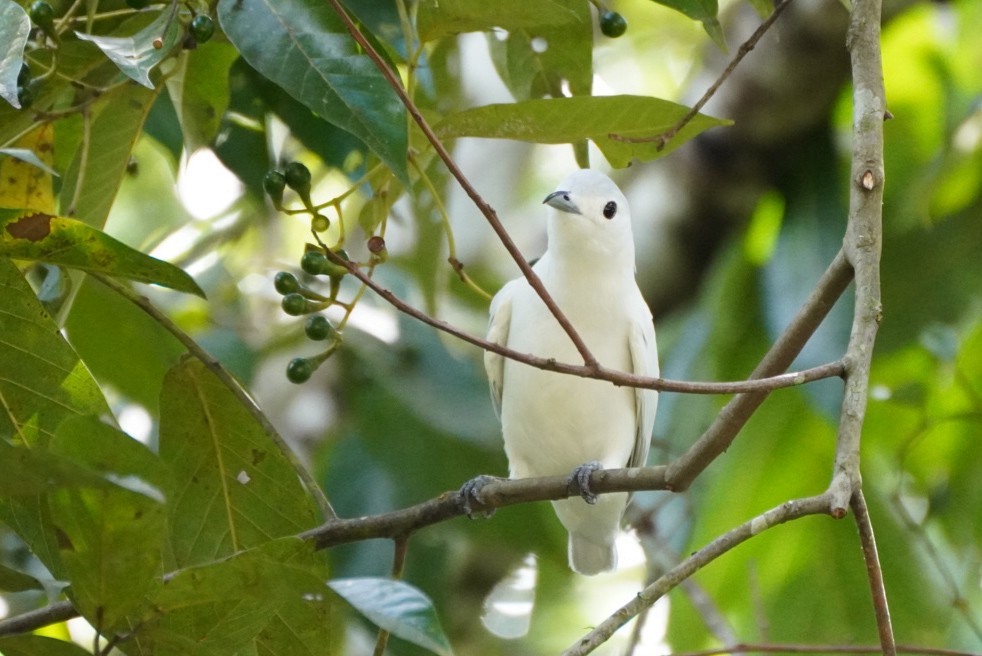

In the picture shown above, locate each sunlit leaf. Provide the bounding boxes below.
[329,577,454,656]
[650,0,725,49]
[48,417,166,633]
[75,5,182,89]
[0,0,30,109]
[218,0,409,183]
[166,41,239,152]
[417,0,582,41]
[0,259,110,446]
[58,81,162,227]
[158,357,319,568]
[435,95,730,167]
[0,125,56,213]
[0,208,204,296]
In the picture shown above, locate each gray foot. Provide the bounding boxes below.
[567,461,603,505]
[458,475,501,518]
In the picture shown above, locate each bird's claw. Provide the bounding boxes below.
[458,475,500,518]
[568,461,603,505]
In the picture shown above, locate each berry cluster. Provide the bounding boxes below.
[267,162,388,384]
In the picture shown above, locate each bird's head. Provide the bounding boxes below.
[543,169,635,267]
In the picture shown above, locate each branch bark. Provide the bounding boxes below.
[563,494,836,656]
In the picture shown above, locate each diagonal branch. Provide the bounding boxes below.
[666,248,854,490]
[609,0,794,149]
[851,490,896,656]
[322,0,600,369]
[563,494,836,656]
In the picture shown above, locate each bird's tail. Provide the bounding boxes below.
[568,533,617,576]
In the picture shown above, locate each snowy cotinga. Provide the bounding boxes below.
[484,169,659,575]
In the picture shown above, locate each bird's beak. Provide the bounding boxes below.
[543,190,581,215]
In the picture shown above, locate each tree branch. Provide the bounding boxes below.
[609,0,794,148]
[322,0,600,369]
[563,494,836,656]
[669,643,982,656]
[851,490,896,656]
[89,274,337,520]
[666,249,854,490]
[326,248,845,395]
[828,0,886,514]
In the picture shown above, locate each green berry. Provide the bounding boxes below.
[599,11,627,38]
[274,271,299,295]
[300,250,329,276]
[17,62,30,87]
[284,161,311,192]
[263,169,286,204]
[29,1,55,31]
[286,358,314,384]
[281,293,309,316]
[304,315,336,341]
[190,14,215,43]
[311,213,330,232]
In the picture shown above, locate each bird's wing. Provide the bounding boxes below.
[484,280,518,418]
[627,294,659,469]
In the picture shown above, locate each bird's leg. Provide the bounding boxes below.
[458,475,502,518]
[567,460,603,505]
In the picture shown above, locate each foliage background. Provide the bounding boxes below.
[1,0,981,654]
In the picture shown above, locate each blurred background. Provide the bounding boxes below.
[4,0,982,653]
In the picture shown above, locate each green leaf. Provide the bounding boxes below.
[134,538,341,656]
[0,562,42,592]
[650,0,725,49]
[74,5,182,89]
[47,417,167,632]
[0,208,205,296]
[0,439,109,496]
[417,0,583,41]
[0,635,93,656]
[166,41,239,152]
[0,148,60,177]
[0,258,110,446]
[329,577,454,656]
[435,95,730,167]
[218,0,409,184]
[0,0,30,109]
[59,82,163,228]
[158,357,319,568]
[486,0,592,100]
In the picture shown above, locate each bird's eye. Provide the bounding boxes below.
[603,201,617,219]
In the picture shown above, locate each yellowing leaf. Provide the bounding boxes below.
[0,124,55,212]
[0,208,205,296]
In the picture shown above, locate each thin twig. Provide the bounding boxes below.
[563,494,835,656]
[373,536,411,656]
[325,248,845,395]
[609,0,793,149]
[851,490,896,656]
[89,274,337,520]
[321,0,600,369]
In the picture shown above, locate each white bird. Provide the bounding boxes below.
[483,169,659,575]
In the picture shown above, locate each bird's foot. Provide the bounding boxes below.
[458,475,501,518]
[567,461,604,505]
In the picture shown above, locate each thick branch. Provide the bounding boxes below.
[666,249,853,490]
[828,0,886,513]
[564,494,836,655]
[322,0,599,369]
